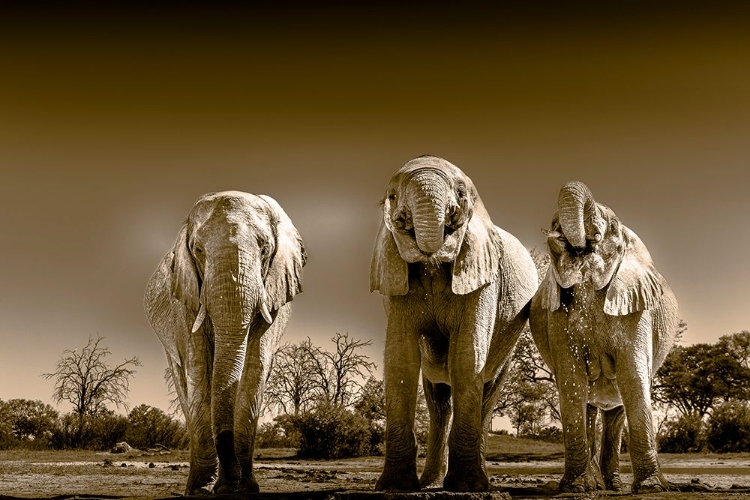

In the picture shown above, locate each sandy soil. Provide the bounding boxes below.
[3,450,750,499]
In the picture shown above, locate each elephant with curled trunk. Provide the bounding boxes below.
[144,191,306,495]
[530,181,678,494]
[371,156,538,492]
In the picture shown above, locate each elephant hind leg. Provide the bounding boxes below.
[586,405,605,490]
[419,378,451,488]
[601,406,625,491]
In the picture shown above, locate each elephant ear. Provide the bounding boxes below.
[451,200,502,295]
[538,265,561,311]
[171,223,200,312]
[370,219,409,296]
[604,227,664,316]
[260,195,307,311]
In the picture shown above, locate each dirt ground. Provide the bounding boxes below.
[3,449,750,499]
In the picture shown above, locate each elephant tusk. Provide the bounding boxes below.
[191,303,207,333]
[259,288,273,324]
[260,300,273,324]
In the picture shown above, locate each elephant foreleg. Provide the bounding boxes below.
[375,300,421,492]
[601,406,625,491]
[181,329,217,495]
[443,322,490,492]
[557,366,594,492]
[617,347,667,493]
[235,306,290,493]
[419,378,451,488]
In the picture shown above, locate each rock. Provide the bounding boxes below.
[111,441,134,454]
[149,462,156,468]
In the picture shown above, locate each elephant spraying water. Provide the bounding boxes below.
[530,181,678,493]
[371,156,538,492]
[144,191,306,495]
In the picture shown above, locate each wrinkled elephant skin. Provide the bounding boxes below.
[144,191,306,495]
[371,156,538,492]
[530,181,678,493]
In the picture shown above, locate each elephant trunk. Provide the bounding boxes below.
[557,181,603,249]
[409,172,448,255]
[204,249,264,439]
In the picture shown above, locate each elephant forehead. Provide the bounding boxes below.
[190,194,271,237]
[395,156,466,182]
[195,191,262,210]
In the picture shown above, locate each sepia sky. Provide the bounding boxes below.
[1,4,749,414]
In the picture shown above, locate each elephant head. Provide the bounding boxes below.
[145,191,305,494]
[541,181,663,315]
[370,155,501,296]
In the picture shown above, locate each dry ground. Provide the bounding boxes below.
[3,441,750,499]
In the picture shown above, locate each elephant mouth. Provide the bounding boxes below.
[551,242,613,290]
[392,223,465,264]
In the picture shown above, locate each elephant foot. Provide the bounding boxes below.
[375,468,420,492]
[240,474,260,493]
[187,485,213,497]
[185,465,216,496]
[213,479,240,494]
[604,472,624,492]
[443,467,489,492]
[419,468,446,490]
[559,470,598,493]
[632,474,668,494]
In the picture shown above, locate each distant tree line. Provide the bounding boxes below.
[18,282,750,457]
[654,330,750,453]
[0,399,186,451]
[1,336,187,452]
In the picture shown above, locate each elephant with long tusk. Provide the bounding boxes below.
[371,156,538,492]
[144,191,306,495]
[530,181,678,494]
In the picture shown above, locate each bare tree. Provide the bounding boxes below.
[308,332,377,408]
[265,339,320,416]
[43,336,140,446]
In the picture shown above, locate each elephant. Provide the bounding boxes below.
[144,191,306,495]
[370,156,538,492]
[529,181,678,493]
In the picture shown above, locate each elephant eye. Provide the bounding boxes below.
[261,242,272,258]
[609,220,618,232]
[387,193,397,202]
[456,184,467,198]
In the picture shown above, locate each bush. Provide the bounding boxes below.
[534,425,563,443]
[125,404,188,450]
[707,401,750,453]
[0,399,59,449]
[657,414,706,453]
[256,414,301,449]
[293,404,371,459]
[49,410,128,450]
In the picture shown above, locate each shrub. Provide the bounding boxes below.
[293,404,371,459]
[707,401,750,453]
[0,399,59,449]
[657,414,706,453]
[125,404,187,450]
[49,409,128,450]
[256,414,301,449]
[534,425,563,443]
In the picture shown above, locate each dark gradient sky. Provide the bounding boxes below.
[1,5,748,413]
